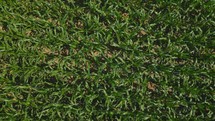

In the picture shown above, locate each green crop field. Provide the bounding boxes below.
[0,0,214,120]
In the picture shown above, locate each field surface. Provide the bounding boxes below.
[0,0,215,120]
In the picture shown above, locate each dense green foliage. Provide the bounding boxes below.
[0,0,214,120]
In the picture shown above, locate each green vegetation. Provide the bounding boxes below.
[0,0,214,120]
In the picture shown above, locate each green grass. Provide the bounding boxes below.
[0,0,214,120]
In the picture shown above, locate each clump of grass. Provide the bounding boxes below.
[0,0,214,120]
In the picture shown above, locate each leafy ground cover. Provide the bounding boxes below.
[0,0,214,120]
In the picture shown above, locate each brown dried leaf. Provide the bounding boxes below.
[147,82,156,91]
[137,30,147,38]
[105,50,113,58]
[91,51,100,57]
[107,52,112,58]
[140,30,147,35]
[122,13,129,17]
[76,21,83,28]
[26,30,32,36]
[61,48,69,56]
[42,47,52,55]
